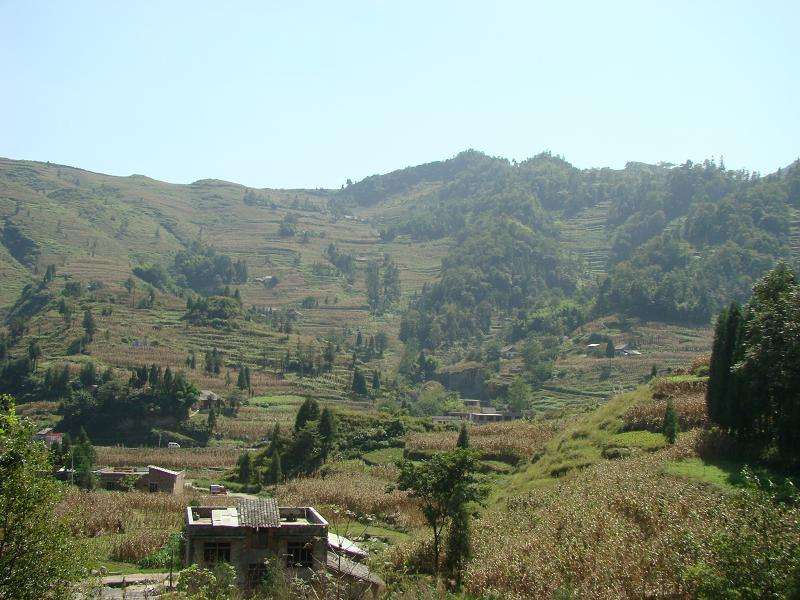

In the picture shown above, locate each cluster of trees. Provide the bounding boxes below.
[182,296,242,328]
[325,243,355,276]
[341,150,800,332]
[238,399,338,487]
[130,241,248,298]
[172,241,248,294]
[706,264,800,462]
[61,364,199,444]
[400,218,578,350]
[351,329,389,361]
[366,254,401,313]
[599,160,798,322]
[350,367,381,397]
[281,340,337,377]
[278,213,299,237]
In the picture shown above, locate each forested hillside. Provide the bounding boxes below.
[1,151,798,423]
[336,151,800,342]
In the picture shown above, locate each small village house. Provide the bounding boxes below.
[95,465,185,494]
[184,498,383,597]
[32,427,63,448]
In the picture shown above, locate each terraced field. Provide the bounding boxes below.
[558,200,611,278]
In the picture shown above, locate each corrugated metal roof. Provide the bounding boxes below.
[235,498,280,527]
[328,533,368,558]
[326,552,384,586]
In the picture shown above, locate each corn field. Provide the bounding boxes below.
[405,420,557,463]
[95,445,240,469]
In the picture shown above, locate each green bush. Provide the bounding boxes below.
[138,532,182,569]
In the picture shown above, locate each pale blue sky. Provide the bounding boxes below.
[1,1,798,188]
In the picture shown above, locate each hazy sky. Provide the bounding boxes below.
[1,1,798,188]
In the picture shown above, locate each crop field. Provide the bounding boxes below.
[275,459,423,531]
[55,487,233,571]
[404,420,557,464]
[95,446,241,471]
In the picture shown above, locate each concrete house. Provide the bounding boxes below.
[184,498,384,597]
[96,465,185,493]
[185,498,328,586]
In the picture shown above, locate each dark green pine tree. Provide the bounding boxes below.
[351,368,368,396]
[445,506,472,589]
[318,407,337,458]
[267,451,282,485]
[662,399,679,444]
[456,422,470,448]
[237,452,252,483]
[707,303,743,433]
[294,398,320,431]
[236,366,248,390]
[371,370,381,393]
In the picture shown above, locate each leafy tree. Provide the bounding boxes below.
[507,377,531,414]
[706,264,800,462]
[374,331,389,356]
[605,339,615,358]
[445,506,472,589]
[394,448,487,570]
[26,339,41,370]
[366,261,381,312]
[371,370,381,393]
[176,563,237,600]
[0,395,86,598]
[79,361,97,387]
[124,276,136,306]
[236,366,247,390]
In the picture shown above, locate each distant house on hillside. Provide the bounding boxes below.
[95,465,185,494]
[443,401,512,424]
[198,389,220,410]
[33,427,63,448]
[500,345,517,359]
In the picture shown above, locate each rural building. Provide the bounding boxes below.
[198,390,220,410]
[462,398,482,410]
[184,498,383,597]
[500,345,517,359]
[95,465,185,493]
[434,398,515,424]
[33,427,63,448]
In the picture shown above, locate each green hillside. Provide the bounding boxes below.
[1,151,797,423]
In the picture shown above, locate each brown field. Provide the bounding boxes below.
[275,461,421,529]
[95,446,240,470]
[404,420,558,463]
